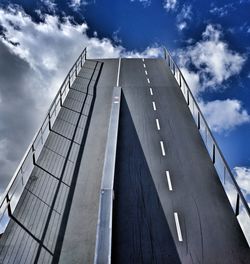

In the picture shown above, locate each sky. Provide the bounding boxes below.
[0,0,250,202]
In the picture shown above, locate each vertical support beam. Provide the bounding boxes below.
[235,193,240,216]
[198,112,200,130]
[6,193,12,216]
[212,144,216,164]
[48,113,51,131]
[32,144,36,165]
[59,90,62,106]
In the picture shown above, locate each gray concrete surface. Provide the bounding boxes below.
[58,59,118,264]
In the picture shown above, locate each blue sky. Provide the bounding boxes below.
[0,0,250,198]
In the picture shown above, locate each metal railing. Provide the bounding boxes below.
[0,48,87,234]
[164,48,250,245]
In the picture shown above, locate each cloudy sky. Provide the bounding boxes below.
[0,0,250,200]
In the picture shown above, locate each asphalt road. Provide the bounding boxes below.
[112,58,250,263]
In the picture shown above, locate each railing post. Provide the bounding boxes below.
[212,144,216,164]
[48,113,51,131]
[6,193,12,216]
[59,90,62,106]
[198,112,200,129]
[32,144,36,165]
[164,48,167,60]
[187,89,189,105]
[235,193,240,216]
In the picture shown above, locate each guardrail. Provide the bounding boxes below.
[94,86,121,264]
[164,48,250,245]
[0,47,87,234]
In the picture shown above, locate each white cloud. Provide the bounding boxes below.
[0,5,162,191]
[200,99,250,133]
[175,24,249,134]
[69,0,89,10]
[41,0,57,12]
[234,167,250,197]
[130,0,151,7]
[180,67,200,96]
[177,22,187,31]
[163,0,177,11]
[176,4,192,31]
[210,3,235,17]
[225,166,250,244]
[177,24,246,92]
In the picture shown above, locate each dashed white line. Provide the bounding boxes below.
[160,141,166,156]
[149,88,153,95]
[156,119,160,130]
[166,170,173,191]
[152,101,156,111]
[142,58,145,62]
[143,63,146,68]
[145,70,148,75]
[174,212,183,242]
[147,78,150,84]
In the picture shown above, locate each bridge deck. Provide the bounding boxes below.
[0,58,249,264]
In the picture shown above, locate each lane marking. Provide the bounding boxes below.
[147,78,150,84]
[145,70,148,75]
[166,171,173,191]
[174,212,183,242]
[116,57,121,87]
[142,58,145,62]
[160,141,166,156]
[152,101,156,111]
[156,119,160,130]
[143,63,146,68]
[149,88,153,95]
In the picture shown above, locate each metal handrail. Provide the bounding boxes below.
[0,47,87,233]
[163,47,250,243]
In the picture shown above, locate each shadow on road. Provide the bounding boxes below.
[112,93,181,264]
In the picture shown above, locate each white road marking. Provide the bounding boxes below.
[142,58,145,62]
[116,57,121,87]
[174,212,183,242]
[145,70,148,75]
[156,119,160,130]
[166,171,173,191]
[143,63,146,68]
[147,78,150,84]
[160,141,166,156]
[149,88,153,95]
[152,101,156,111]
